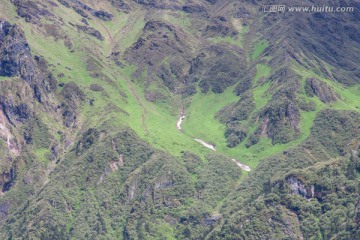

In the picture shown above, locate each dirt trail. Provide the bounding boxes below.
[129,85,149,135]
[117,13,142,49]
[119,17,133,36]
[96,17,148,134]
[97,20,113,57]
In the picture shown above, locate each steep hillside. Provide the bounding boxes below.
[0,0,359,239]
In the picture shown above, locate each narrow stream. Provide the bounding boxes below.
[194,138,216,151]
[231,159,251,172]
[177,114,250,172]
[177,116,185,130]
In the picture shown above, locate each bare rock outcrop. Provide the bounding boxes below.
[305,77,340,103]
[286,175,314,199]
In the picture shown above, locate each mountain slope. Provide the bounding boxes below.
[0,0,359,239]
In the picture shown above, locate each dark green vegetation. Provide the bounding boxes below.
[0,0,359,239]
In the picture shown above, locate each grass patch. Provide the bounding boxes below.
[34,148,51,164]
[293,65,360,112]
[162,11,191,29]
[126,81,209,157]
[252,40,269,60]
[182,87,239,148]
[209,35,243,48]
[253,81,271,109]
[252,64,272,109]
[0,76,10,81]
[23,25,93,85]
[109,12,146,53]
[154,221,176,240]
[254,64,271,83]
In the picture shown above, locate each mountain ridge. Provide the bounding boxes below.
[0,0,359,239]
